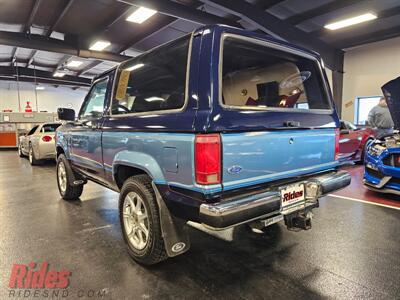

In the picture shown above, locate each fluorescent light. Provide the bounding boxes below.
[126,7,157,24]
[53,72,65,78]
[66,60,83,67]
[89,40,111,51]
[35,86,45,90]
[145,97,164,102]
[324,13,377,30]
[125,63,144,71]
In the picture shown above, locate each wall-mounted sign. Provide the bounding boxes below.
[345,100,353,108]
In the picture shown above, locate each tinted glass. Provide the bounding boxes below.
[80,78,109,119]
[221,37,331,111]
[42,123,61,132]
[27,125,38,135]
[112,35,190,115]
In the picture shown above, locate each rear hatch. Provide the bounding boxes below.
[382,76,400,129]
[214,34,339,191]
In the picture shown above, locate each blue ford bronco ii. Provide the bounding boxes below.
[56,25,351,265]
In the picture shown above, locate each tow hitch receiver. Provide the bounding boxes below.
[284,211,313,231]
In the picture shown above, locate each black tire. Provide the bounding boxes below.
[119,175,167,265]
[56,154,84,200]
[29,143,40,165]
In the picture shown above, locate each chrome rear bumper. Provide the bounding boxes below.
[199,171,351,229]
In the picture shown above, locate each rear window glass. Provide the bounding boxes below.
[111,35,190,115]
[42,124,61,132]
[221,36,331,111]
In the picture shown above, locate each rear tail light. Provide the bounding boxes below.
[195,134,221,185]
[42,135,52,142]
[334,128,340,160]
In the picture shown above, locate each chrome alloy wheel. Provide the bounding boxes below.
[58,161,67,193]
[123,192,149,250]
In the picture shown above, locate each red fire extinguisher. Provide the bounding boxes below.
[25,101,32,113]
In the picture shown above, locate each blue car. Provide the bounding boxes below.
[364,77,400,195]
[55,25,350,265]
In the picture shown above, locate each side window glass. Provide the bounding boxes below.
[111,35,190,115]
[79,78,109,119]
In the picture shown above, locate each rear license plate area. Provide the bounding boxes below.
[280,183,305,214]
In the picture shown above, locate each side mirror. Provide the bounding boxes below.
[340,130,350,135]
[57,108,75,121]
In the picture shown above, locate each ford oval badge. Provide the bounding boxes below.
[228,165,243,174]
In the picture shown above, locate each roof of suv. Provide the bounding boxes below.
[94,24,322,82]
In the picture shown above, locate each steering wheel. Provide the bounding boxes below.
[280,71,311,89]
[114,104,130,113]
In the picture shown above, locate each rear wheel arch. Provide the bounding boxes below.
[114,164,149,190]
[56,146,66,158]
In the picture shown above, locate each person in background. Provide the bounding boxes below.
[368,96,394,138]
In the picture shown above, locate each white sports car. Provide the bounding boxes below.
[18,123,61,165]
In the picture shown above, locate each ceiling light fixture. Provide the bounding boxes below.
[53,72,66,78]
[125,63,144,72]
[89,40,111,51]
[126,7,157,24]
[66,60,83,67]
[324,13,377,30]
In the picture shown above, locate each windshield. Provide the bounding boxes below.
[221,36,331,111]
[42,124,61,133]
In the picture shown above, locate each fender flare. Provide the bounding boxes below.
[112,150,166,183]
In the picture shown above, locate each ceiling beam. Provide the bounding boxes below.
[26,50,37,67]
[0,66,91,87]
[0,57,59,70]
[334,25,400,49]
[118,15,176,52]
[54,54,72,72]
[0,31,130,62]
[286,0,364,25]
[45,0,75,38]
[117,0,240,28]
[10,47,18,66]
[255,0,285,11]
[117,1,207,52]
[23,0,43,33]
[77,60,103,77]
[199,0,343,70]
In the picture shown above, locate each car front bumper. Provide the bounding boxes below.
[364,151,400,195]
[199,171,351,229]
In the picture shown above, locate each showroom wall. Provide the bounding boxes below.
[342,36,400,122]
[0,81,87,113]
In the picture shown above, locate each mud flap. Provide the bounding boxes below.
[151,182,191,257]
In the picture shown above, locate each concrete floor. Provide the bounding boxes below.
[0,150,400,299]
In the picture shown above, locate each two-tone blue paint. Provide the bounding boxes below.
[221,129,338,191]
[56,24,341,221]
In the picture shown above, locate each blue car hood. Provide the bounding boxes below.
[382,76,400,130]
